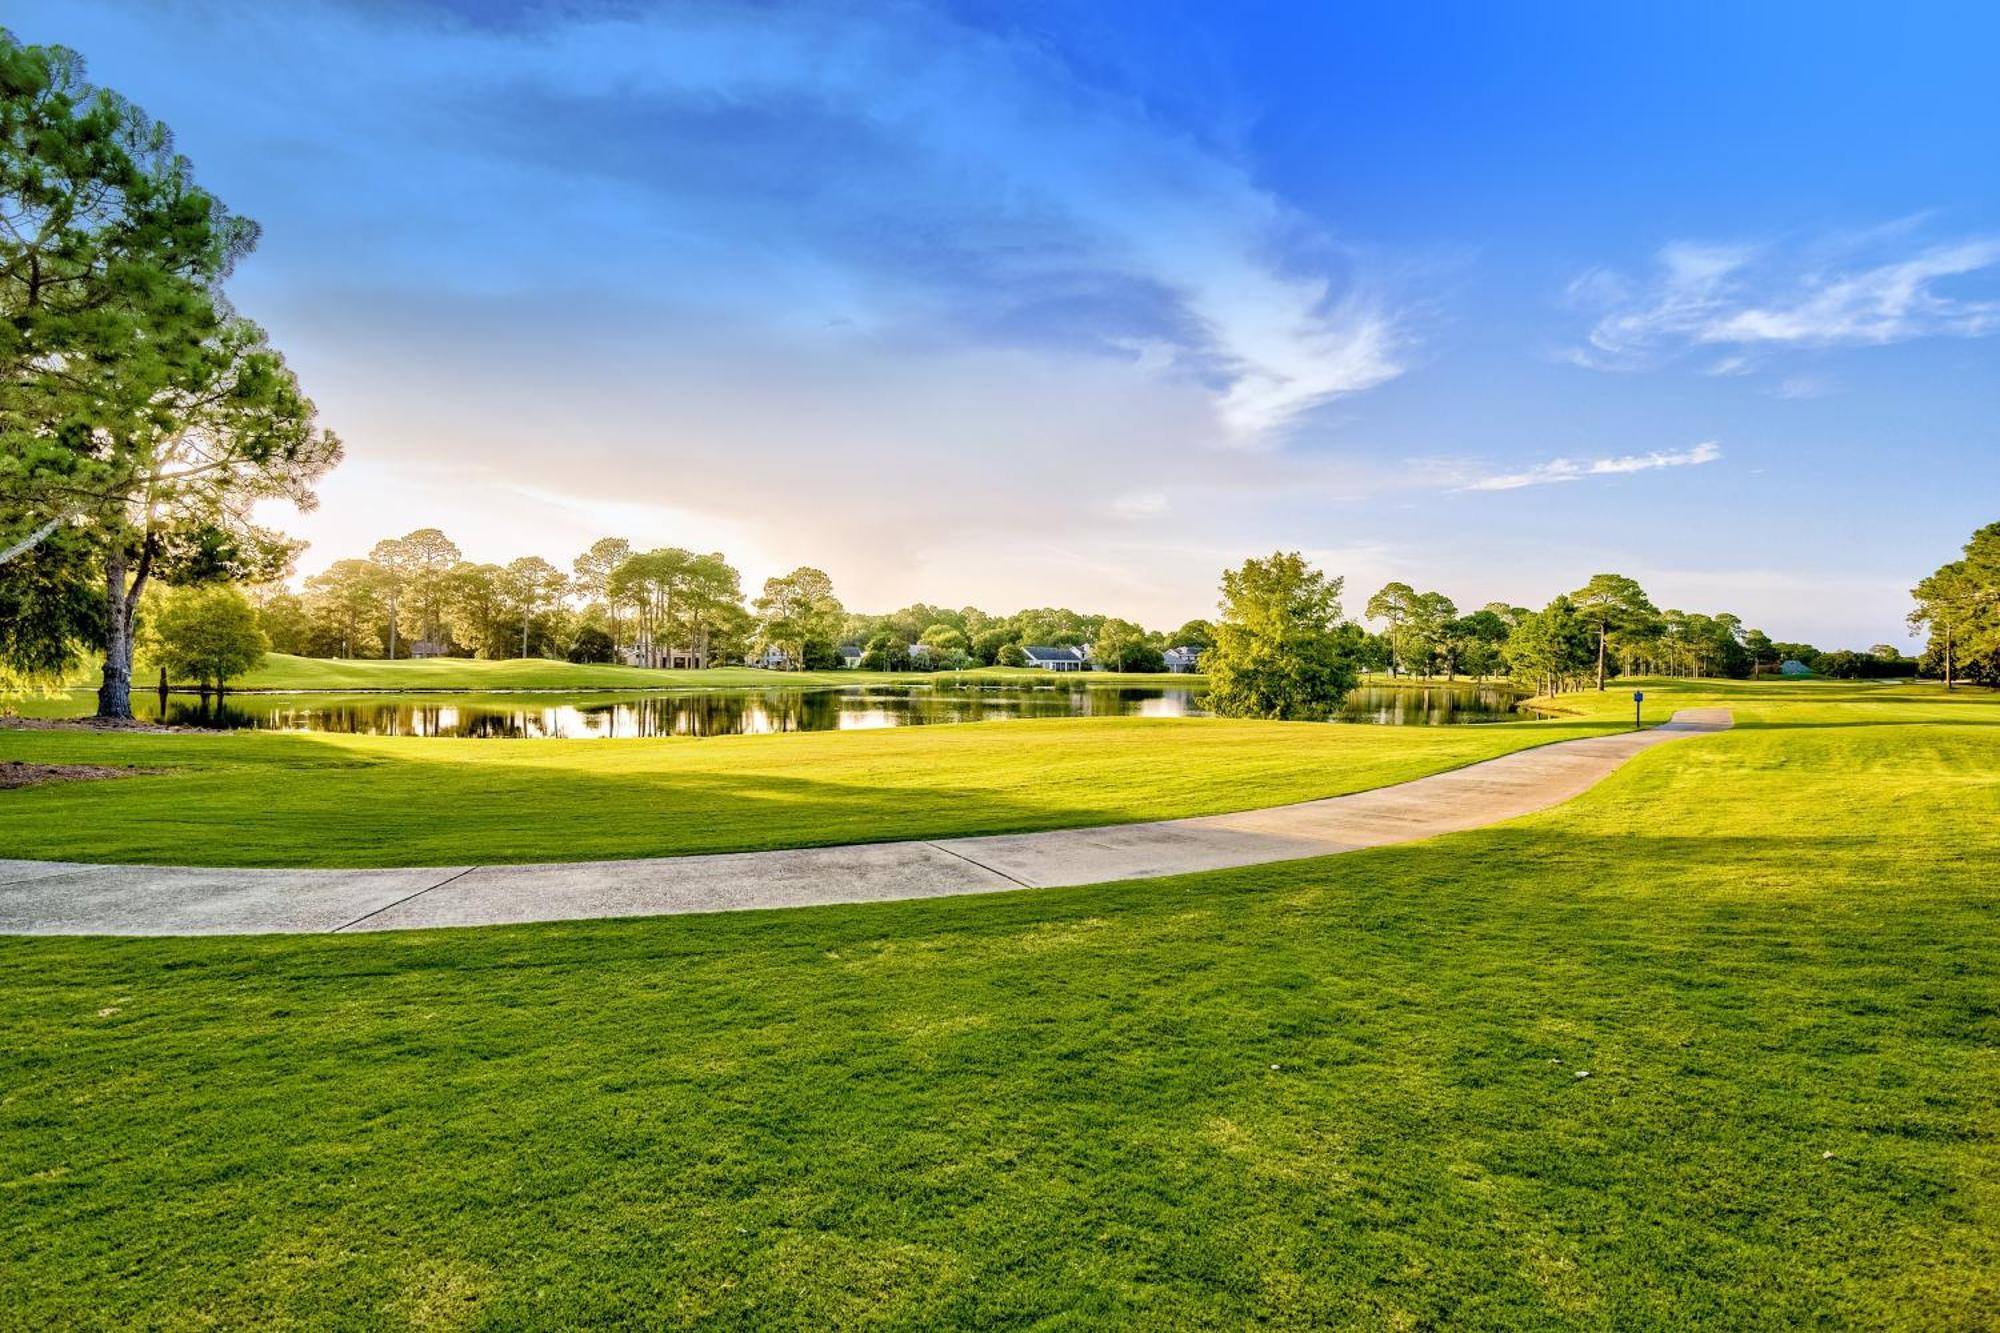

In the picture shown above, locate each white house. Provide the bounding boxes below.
[620,641,713,670]
[1021,645,1086,671]
[752,645,796,670]
[837,643,864,668]
[1162,645,1202,673]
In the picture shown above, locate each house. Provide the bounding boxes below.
[907,642,934,664]
[837,643,864,668]
[752,644,796,671]
[1779,659,1812,677]
[407,639,450,659]
[620,641,714,670]
[1021,645,1086,672]
[1162,645,1202,673]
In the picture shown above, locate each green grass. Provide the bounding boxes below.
[197,652,1205,692]
[0,711,1617,867]
[1,678,1993,1326]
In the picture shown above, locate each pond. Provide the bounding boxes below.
[98,680,1536,737]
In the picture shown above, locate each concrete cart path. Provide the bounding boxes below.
[0,708,1731,936]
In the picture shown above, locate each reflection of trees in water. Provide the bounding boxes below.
[139,685,1213,737]
[1336,686,1527,725]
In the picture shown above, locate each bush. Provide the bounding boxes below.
[997,643,1029,668]
[150,585,269,689]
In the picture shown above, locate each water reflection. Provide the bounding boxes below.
[128,681,1531,737]
[1335,683,1531,726]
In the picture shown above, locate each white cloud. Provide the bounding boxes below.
[1570,227,2000,368]
[1456,441,1722,492]
[47,0,1403,448]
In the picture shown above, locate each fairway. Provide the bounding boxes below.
[1,678,1993,1326]
[0,711,1616,867]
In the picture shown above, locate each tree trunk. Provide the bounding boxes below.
[387,590,399,660]
[94,543,153,720]
[1596,625,1607,691]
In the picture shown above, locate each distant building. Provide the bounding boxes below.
[1021,645,1086,672]
[1779,659,1812,677]
[1162,646,1202,673]
[837,643,864,668]
[752,645,796,671]
[407,639,450,659]
[620,641,714,670]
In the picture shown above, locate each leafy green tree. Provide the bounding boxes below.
[1742,629,1776,677]
[1364,582,1416,676]
[1168,619,1215,653]
[571,536,632,646]
[611,548,745,668]
[389,528,460,647]
[304,559,386,659]
[1406,591,1457,677]
[1502,596,1594,695]
[1910,525,1999,690]
[755,567,844,669]
[859,631,911,672]
[1454,608,1511,679]
[970,626,1015,665]
[567,625,615,664]
[0,36,338,716]
[996,642,1029,668]
[1570,573,1657,691]
[0,526,100,678]
[1089,618,1150,671]
[1354,629,1392,676]
[500,556,566,658]
[1013,607,1100,648]
[1203,552,1358,720]
[148,584,267,690]
[919,623,970,655]
[443,562,507,658]
[251,588,312,656]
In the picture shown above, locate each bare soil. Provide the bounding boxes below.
[0,760,162,790]
[0,715,179,734]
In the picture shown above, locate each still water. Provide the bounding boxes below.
[123,681,1532,738]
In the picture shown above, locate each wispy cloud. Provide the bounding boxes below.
[1569,226,2000,369]
[74,0,1402,447]
[1456,441,1723,492]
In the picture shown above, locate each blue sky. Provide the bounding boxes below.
[14,0,1998,643]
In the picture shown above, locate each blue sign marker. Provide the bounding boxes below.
[1632,689,1643,729]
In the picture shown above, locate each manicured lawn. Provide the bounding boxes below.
[0,678,1993,1326]
[0,712,1617,867]
[166,652,1206,692]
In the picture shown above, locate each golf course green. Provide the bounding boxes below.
[1,678,1994,1325]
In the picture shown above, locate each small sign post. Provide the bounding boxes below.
[1633,689,1644,730]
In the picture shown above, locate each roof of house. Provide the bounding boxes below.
[837,644,862,654]
[1021,644,1084,662]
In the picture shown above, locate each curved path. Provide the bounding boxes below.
[0,709,1731,936]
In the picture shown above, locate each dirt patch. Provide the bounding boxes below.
[0,715,180,734]
[0,761,163,790]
